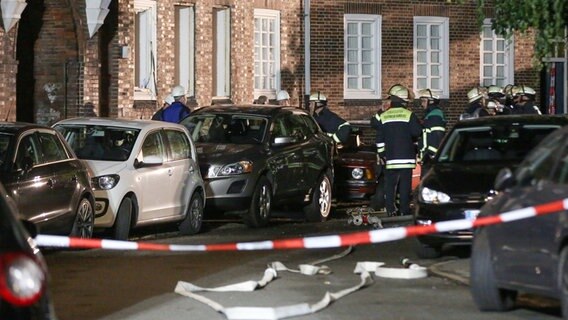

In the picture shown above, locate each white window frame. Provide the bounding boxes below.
[480,19,514,87]
[176,6,195,97]
[254,9,281,99]
[413,16,449,99]
[344,14,382,99]
[134,0,157,100]
[214,7,231,98]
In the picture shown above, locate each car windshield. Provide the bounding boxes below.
[182,114,267,144]
[54,125,140,161]
[437,124,560,163]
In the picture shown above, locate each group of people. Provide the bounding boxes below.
[464,84,542,118]
[255,90,292,106]
[152,85,192,123]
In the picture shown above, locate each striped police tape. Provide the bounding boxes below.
[34,198,568,251]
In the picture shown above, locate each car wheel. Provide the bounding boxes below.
[70,198,94,238]
[558,246,568,318]
[244,176,272,228]
[112,197,133,241]
[179,193,203,235]
[470,229,516,311]
[413,238,442,259]
[304,171,332,222]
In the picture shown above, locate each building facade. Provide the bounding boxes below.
[0,0,565,126]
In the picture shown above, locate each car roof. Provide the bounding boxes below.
[191,104,308,117]
[453,115,568,129]
[53,117,186,130]
[0,122,54,135]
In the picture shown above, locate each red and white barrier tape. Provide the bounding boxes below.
[34,198,568,251]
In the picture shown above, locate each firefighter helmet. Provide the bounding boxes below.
[418,88,439,101]
[171,85,186,98]
[310,91,327,102]
[467,87,486,103]
[388,84,413,101]
[487,85,504,97]
[276,90,290,101]
[164,94,174,105]
[512,85,536,97]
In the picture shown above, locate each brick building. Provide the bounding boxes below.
[0,0,565,126]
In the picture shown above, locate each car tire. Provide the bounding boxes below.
[470,229,516,311]
[558,246,568,318]
[244,176,272,228]
[179,193,203,235]
[113,197,133,241]
[304,171,332,222]
[413,238,442,259]
[70,197,94,238]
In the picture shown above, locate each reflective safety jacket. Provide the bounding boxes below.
[313,107,351,143]
[418,105,446,161]
[374,106,422,169]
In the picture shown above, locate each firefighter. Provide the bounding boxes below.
[276,90,290,106]
[512,85,541,114]
[487,85,511,115]
[309,91,352,144]
[375,85,422,216]
[464,86,487,116]
[417,89,446,178]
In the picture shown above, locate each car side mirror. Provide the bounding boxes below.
[494,167,515,191]
[134,155,163,168]
[272,136,296,146]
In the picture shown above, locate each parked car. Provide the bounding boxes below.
[0,122,95,238]
[414,115,568,258]
[0,181,56,319]
[334,120,421,210]
[179,105,335,226]
[470,124,568,317]
[53,118,205,240]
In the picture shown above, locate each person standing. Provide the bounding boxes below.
[162,85,191,123]
[152,94,174,120]
[309,91,351,144]
[375,84,422,216]
[276,90,290,106]
[512,85,541,114]
[417,89,446,178]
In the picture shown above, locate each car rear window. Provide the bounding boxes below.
[437,124,561,163]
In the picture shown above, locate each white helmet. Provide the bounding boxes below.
[171,85,186,98]
[388,84,413,101]
[512,85,536,97]
[467,87,486,103]
[164,94,174,105]
[309,91,327,102]
[417,88,439,101]
[276,90,290,101]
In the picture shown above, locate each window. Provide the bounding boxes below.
[213,7,231,98]
[480,19,514,87]
[38,132,68,163]
[414,17,449,98]
[254,9,281,99]
[176,6,195,97]
[141,131,165,159]
[165,130,191,161]
[134,0,157,100]
[344,14,381,99]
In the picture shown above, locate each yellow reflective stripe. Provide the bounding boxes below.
[430,126,445,131]
[427,146,438,153]
[338,122,350,129]
[386,163,417,169]
[374,114,381,121]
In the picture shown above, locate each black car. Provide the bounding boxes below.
[180,105,335,226]
[0,182,56,319]
[470,125,568,317]
[0,123,95,238]
[414,115,568,258]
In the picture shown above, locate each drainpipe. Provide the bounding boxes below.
[304,0,310,110]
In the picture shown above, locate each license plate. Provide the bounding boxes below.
[464,209,480,220]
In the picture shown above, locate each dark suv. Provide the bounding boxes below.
[0,123,94,238]
[180,105,335,226]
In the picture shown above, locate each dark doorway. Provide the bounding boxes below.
[98,0,118,118]
[16,0,45,122]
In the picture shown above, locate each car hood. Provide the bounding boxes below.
[84,160,127,177]
[195,143,262,164]
[422,162,512,195]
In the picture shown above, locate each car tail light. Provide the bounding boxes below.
[0,252,46,306]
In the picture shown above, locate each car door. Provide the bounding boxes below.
[490,130,568,289]
[297,113,330,193]
[268,114,304,201]
[163,128,197,217]
[135,130,174,220]
[5,132,56,227]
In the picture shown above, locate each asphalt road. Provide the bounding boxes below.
[43,207,562,320]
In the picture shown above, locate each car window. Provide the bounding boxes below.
[140,131,165,160]
[165,130,191,161]
[15,134,40,170]
[182,114,267,144]
[300,114,319,135]
[270,114,306,141]
[437,124,560,163]
[518,129,567,182]
[38,132,68,163]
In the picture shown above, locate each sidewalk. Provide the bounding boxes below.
[429,258,470,286]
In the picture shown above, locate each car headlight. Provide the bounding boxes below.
[420,187,450,204]
[351,168,364,180]
[92,175,120,190]
[217,161,253,177]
